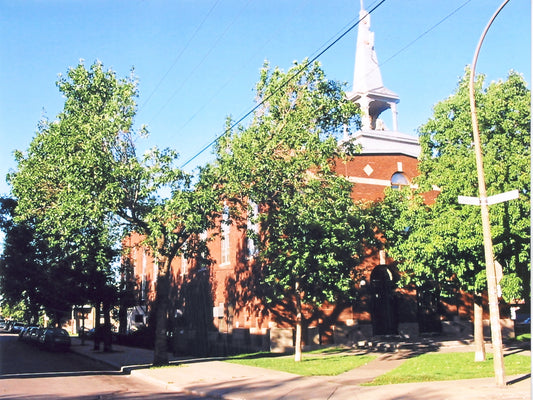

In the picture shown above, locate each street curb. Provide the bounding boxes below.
[131,368,224,399]
[69,345,123,371]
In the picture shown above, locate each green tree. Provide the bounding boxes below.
[9,61,130,337]
[378,70,530,355]
[215,60,374,361]
[0,197,45,324]
[118,152,219,364]
[9,61,219,364]
[0,300,27,322]
[0,197,86,326]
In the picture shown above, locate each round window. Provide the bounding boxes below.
[391,172,409,189]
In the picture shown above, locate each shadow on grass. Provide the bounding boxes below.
[225,351,290,361]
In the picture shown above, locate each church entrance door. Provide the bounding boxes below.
[370,265,398,335]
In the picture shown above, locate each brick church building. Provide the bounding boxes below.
[123,6,477,354]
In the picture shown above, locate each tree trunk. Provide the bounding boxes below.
[93,303,101,351]
[294,280,302,362]
[474,293,486,362]
[118,302,127,336]
[153,260,171,366]
[103,302,112,352]
[31,306,39,326]
[118,259,135,336]
[81,309,86,346]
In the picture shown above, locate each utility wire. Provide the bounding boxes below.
[173,0,313,143]
[181,0,472,168]
[181,0,387,168]
[148,0,253,124]
[140,0,222,112]
[306,0,383,63]
[379,0,472,68]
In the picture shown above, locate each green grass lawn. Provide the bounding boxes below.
[225,349,530,383]
[516,333,531,342]
[366,352,531,385]
[226,350,377,376]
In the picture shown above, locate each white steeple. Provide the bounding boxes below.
[347,4,399,132]
[344,2,420,159]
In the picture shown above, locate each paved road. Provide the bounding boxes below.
[0,332,110,375]
[0,332,212,399]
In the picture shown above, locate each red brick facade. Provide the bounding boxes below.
[335,153,419,201]
[122,150,459,353]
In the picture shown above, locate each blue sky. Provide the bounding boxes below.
[0,0,530,198]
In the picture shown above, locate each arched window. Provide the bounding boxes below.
[221,204,230,265]
[391,172,409,189]
[246,201,259,259]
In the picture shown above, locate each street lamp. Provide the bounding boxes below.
[467,0,510,388]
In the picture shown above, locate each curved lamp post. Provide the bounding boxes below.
[468,0,510,387]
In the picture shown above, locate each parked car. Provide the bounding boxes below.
[77,326,95,339]
[10,322,25,334]
[24,326,36,341]
[30,327,46,344]
[38,328,71,351]
[18,326,31,341]
[20,326,39,342]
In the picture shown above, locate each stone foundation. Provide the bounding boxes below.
[270,327,293,353]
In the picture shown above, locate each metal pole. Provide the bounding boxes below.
[468,0,510,387]
[530,0,533,367]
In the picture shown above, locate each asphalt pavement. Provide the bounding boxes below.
[69,337,531,400]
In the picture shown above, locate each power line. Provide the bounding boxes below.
[140,0,222,112]
[181,0,473,169]
[170,1,314,142]
[306,0,384,63]
[378,0,472,68]
[180,0,387,169]
[147,0,253,125]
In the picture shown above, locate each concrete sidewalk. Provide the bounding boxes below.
[69,337,190,370]
[69,338,531,400]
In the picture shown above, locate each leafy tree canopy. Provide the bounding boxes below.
[215,59,375,321]
[8,61,220,363]
[0,197,86,325]
[379,70,530,302]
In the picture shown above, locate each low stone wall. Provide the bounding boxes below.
[270,327,293,353]
[442,319,473,337]
[178,317,494,356]
[398,322,419,339]
[333,322,373,345]
[174,329,197,354]
[483,318,515,339]
[250,327,270,351]
[176,327,271,356]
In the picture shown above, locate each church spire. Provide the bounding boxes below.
[347,3,399,132]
